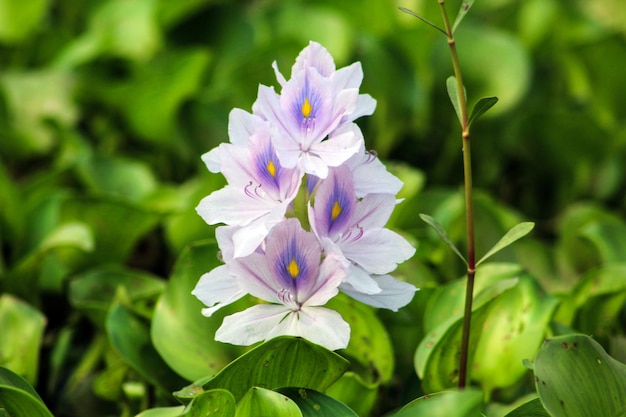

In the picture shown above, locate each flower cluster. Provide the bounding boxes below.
[192,41,417,351]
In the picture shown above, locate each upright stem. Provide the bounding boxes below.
[438,0,476,390]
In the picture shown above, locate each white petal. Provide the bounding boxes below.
[215,304,291,346]
[191,265,246,317]
[228,108,262,146]
[195,187,278,227]
[341,275,418,311]
[267,306,350,351]
[344,264,381,295]
[303,252,346,306]
[201,147,222,173]
[340,228,416,274]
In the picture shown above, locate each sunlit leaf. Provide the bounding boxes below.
[452,0,476,33]
[106,302,187,393]
[386,389,483,417]
[181,337,349,402]
[235,387,301,417]
[0,0,50,43]
[134,406,185,417]
[477,222,534,266]
[0,366,53,417]
[181,389,235,417]
[533,334,626,417]
[504,397,550,417]
[277,388,358,417]
[468,96,498,127]
[0,295,46,384]
[322,372,378,417]
[151,241,248,382]
[420,213,467,265]
[446,76,465,125]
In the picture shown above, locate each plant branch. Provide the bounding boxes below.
[438,0,476,390]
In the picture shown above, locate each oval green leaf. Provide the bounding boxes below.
[235,387,301,417]
[534,334,626,417]
[277,387,358,417]
[386,388,483,417]
[477,222,534,266]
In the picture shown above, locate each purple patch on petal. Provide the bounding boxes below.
[253,140,282,193]
[324,172,355,236]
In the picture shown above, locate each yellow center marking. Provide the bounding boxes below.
[301,97,312,118]
[331,200,342,221]
[267,159,276,177]
[287,258,300,279]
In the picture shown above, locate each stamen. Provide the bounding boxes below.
[366,149,378,164]
[287,258,300,279]
[301,97,312,118]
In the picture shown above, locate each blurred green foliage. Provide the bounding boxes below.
[1,0,626,416]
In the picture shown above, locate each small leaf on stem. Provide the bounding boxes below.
[468,96,498,127]
[476,222,535,266]
[446,76,466,126]
[452,0,476,34]
[420,213,468,265]
[398,7,447,35]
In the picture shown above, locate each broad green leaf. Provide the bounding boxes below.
[326,293,394,382]
[397,7,447,35]
[0,295,46,384]
[106,302,187,393]
[533,334,626,417]
[151,241,248,382]
[446,76,465,125]
[386,388,483,417]
[472,275,559,394]
[0,366,45,402]
[0,0,50,43]
[420,213,467,265]
[69,265,165,327]
[135,406,185,417]
[580,220,626,264]
[277,388,358,417]
[0,386,54,417]
[415,276,519,392]
[467,96,498,127]
[504,398,550,417]
[452,0,476,33]
[180,389,235,417]
[477,222,535,266]
[323,372,378,417]
[235,387,301,417]
[185,337,349,402]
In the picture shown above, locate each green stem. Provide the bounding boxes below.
[438,0,476,390]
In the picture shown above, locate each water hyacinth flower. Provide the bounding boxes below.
[193,41,417,351]
[253,41,376,178]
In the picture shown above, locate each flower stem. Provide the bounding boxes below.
[437,0,476,390]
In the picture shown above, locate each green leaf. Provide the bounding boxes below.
[69,265,165,327]
[0,367,53,417]
[533,334,626,417]
[181,336,349,402]
[386,389,483,417]
[106,302,187,393]
[398,7,447,35]
[277,388,358,417]
[182,389,235,417]
[580,220,626,264]
[446,76,465,125]
[477,222,535,266]
[134,406,185,417]
[235,387,301,417]
[0,0,50,43]
[504,398,550,417]
[468,96,498,127]
[151,240,248,382]
[323,372,378,417]
[0,295,46,384]
[420,213,467,265]
[415,275,519,392]
[326,293,394,383]
[452,0,476,33]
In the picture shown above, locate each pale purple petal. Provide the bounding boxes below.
[292,41,336,78]
[339,228,416,274]
[346,147,403,197]
[310,165,357,238]
[271,61,288,87]
[309,124,363,172]
[331,62,363,90]
[350,193,396,229]
[228,108,265,146]
[267,306,350,350]
[192,265,246,317]
[344,264,381,295]
[201,147,222,173]
[340,275,418,311]
[229,252,284,303]
[215,304,291,346]
[302,252,346,306]
[345,94,377,123]
[196,187,279,227]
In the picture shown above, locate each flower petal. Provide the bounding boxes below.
[267,306,350,351]
[344,264,382,295]
[192,265,246,317]
[215,304,291,346]
[340,228,416,274]
[340,275,418,311]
